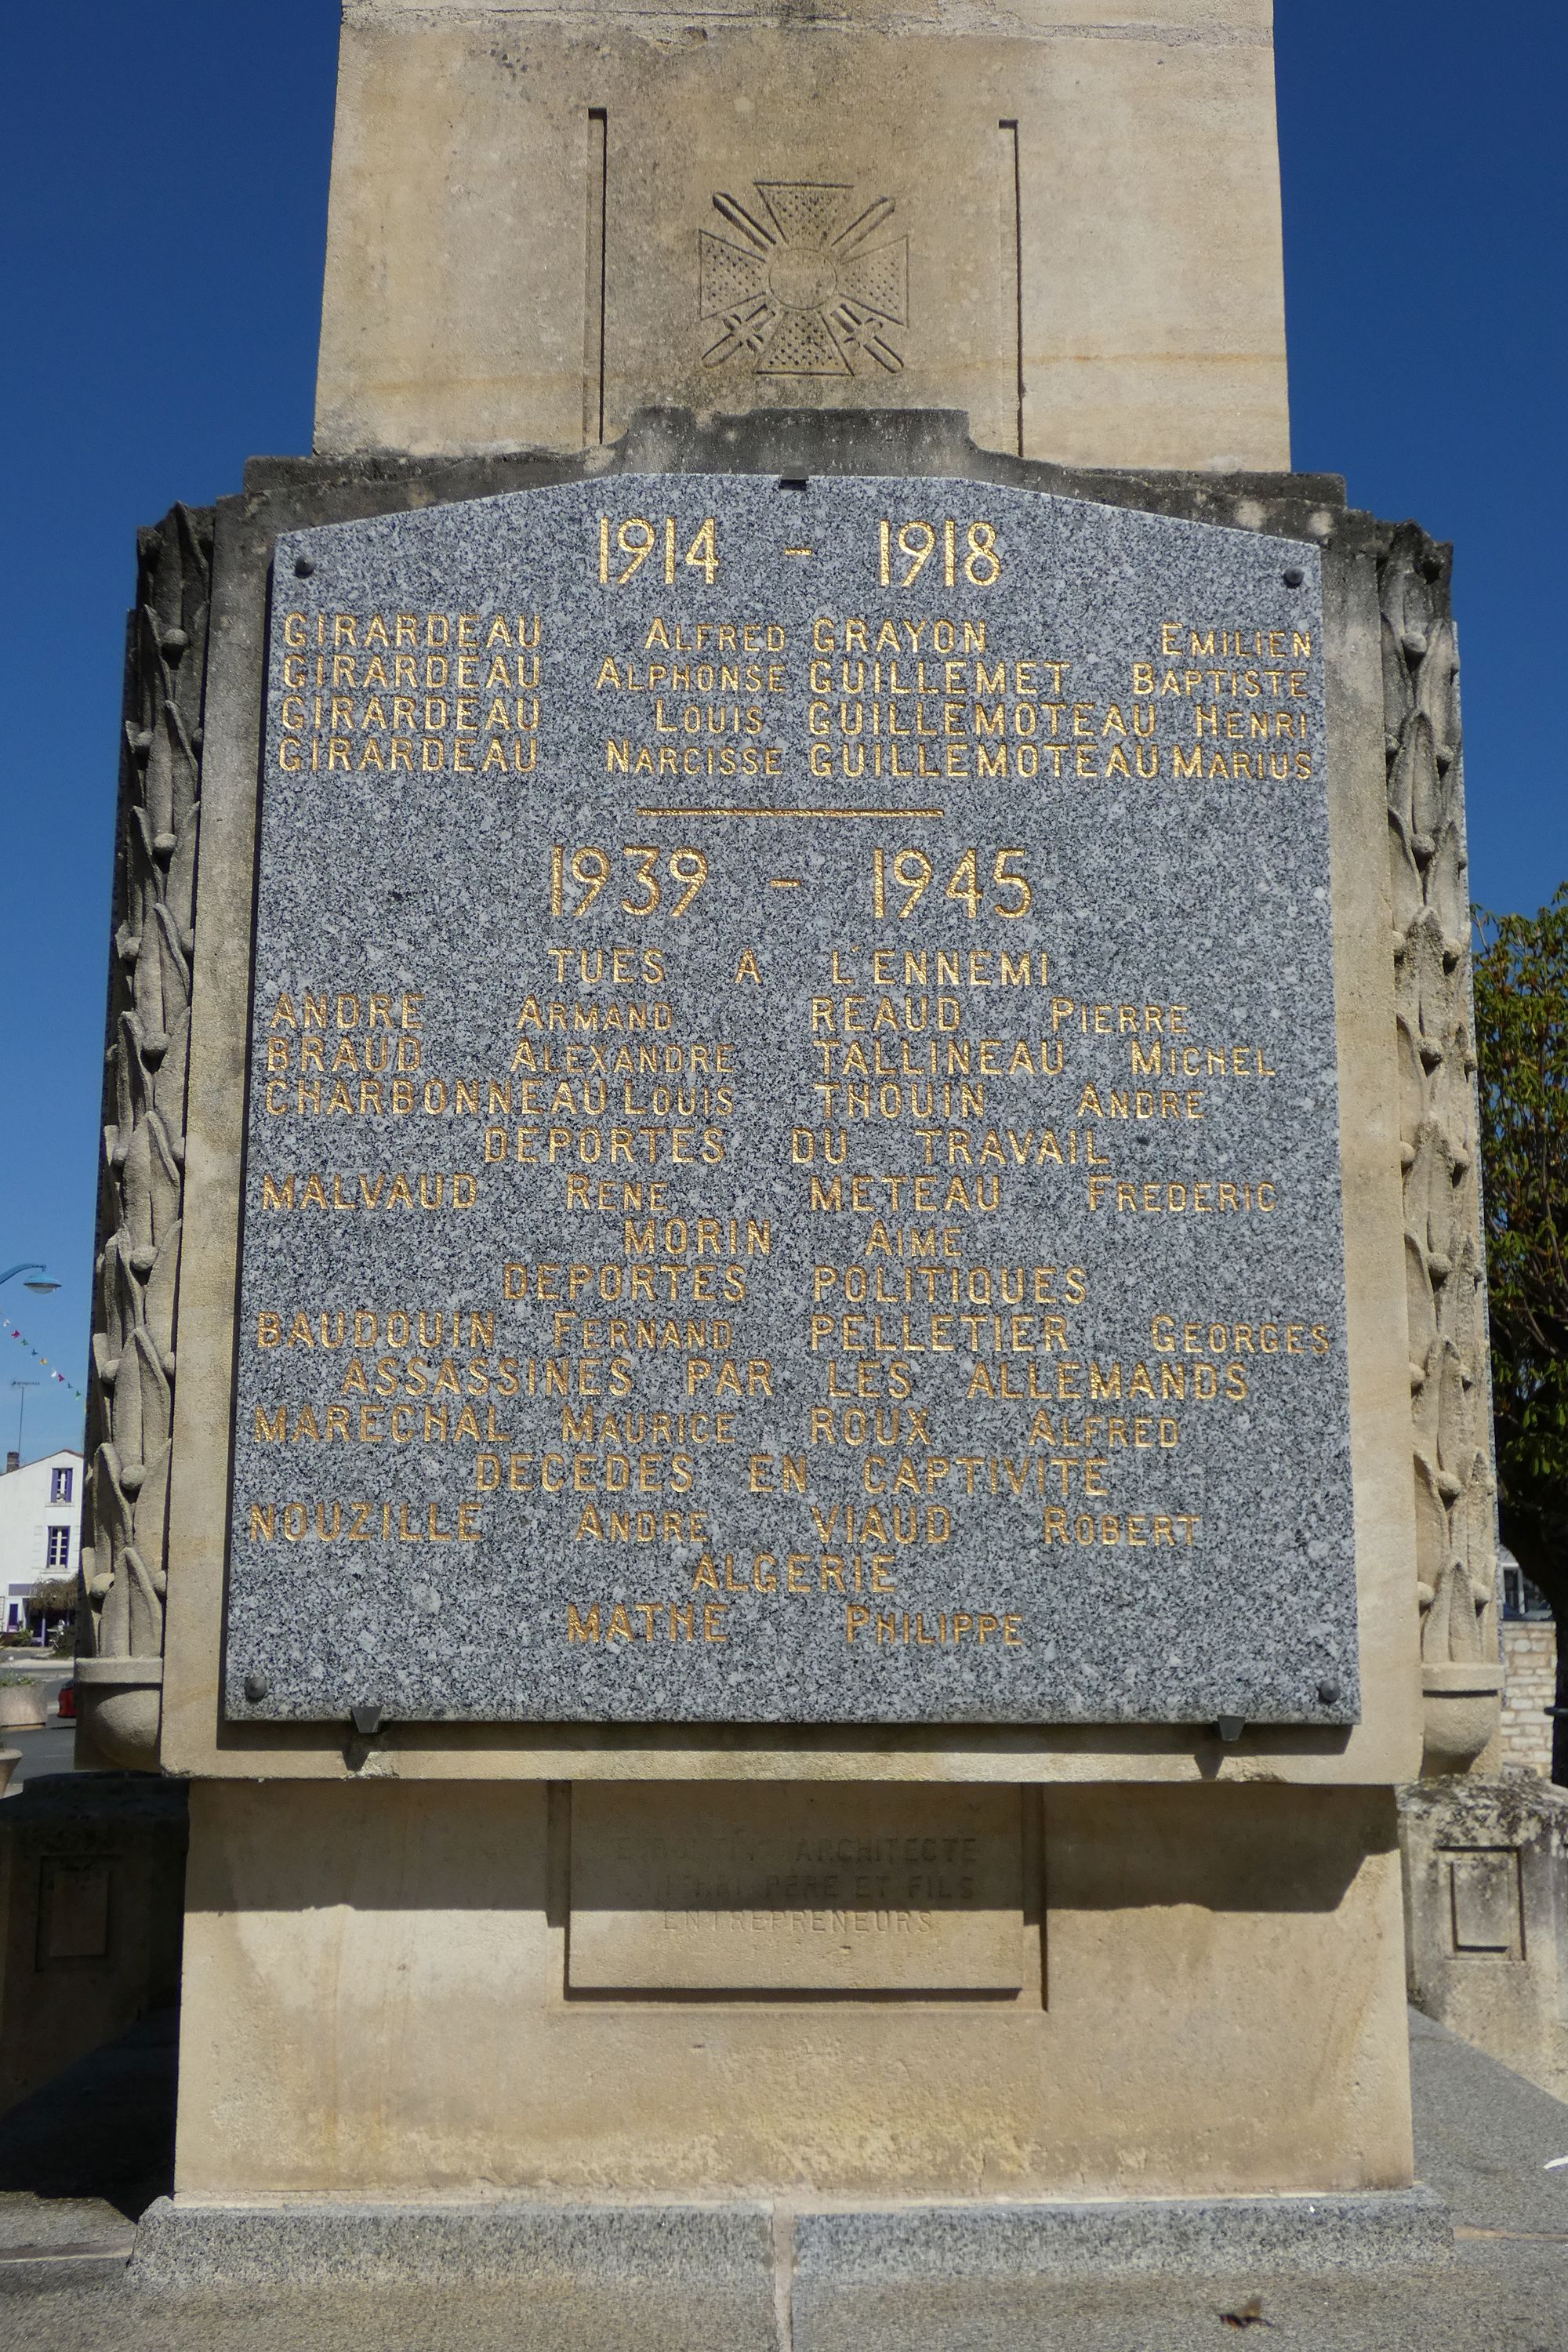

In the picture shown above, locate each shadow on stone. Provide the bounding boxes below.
[0,2007,177,2223]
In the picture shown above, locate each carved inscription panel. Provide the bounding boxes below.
[569,1783,1027,1991]
[225,477,1358,1726]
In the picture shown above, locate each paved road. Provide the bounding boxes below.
[4,1720,77,1787]
[0,1665,76,1789]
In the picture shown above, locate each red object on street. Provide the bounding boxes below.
[56,1683,76,1719]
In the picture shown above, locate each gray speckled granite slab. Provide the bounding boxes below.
[223,474,1355,1727]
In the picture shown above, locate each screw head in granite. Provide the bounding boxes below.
[223,474,1356,1729]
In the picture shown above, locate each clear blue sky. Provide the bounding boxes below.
[2,2,1563,1462]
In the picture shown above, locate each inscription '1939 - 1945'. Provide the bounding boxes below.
[222,473,1359,1731]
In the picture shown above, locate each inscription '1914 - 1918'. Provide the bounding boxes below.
[223,474,1359,1732]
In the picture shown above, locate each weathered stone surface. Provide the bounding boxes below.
[568,1783,1028,1989]
[223,470,1355,1728]
[169,1779,1414,2203]
[1401,1773,1568,2103]
[318,0,1289,470]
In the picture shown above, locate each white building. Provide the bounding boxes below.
[0,1446,83,1639]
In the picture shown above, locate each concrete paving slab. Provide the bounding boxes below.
[1412,2004,1568,2236]
[0,2193,133,2252]
[1,2240,1563,2350]
[0,2281,779,2348]
[789,2241,1568,2351]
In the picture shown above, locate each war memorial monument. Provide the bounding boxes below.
[73,0,1505,2292]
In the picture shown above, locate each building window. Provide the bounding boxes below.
[50,1467,72,1503]
[45,1525,71,1570]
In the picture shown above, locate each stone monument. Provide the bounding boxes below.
[76,0,1501,2288]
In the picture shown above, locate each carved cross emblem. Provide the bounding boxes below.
[699,183,908,377]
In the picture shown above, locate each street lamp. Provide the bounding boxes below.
[1,1269,61,1466]
[0,1264,60,1295]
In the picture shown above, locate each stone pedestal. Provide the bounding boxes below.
[117,418,1451,2230]
[1401,1775,1568,2107]
[176,1778,1413,2202]
[69,0,1503,2263]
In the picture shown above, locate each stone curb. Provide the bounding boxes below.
[792,2187,1456,2279]
[129,2198,775,2288]
[129,2189,1454,2288]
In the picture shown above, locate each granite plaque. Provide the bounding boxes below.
[568,1784,1028,1991]
[224,474,1358,1727]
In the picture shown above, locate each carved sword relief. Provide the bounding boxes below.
[77,504,211,1756]
[1380,523,1501,1749]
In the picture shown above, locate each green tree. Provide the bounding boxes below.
[1474,884,1568,1618]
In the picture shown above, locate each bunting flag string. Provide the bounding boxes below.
[1,1317,85,1403]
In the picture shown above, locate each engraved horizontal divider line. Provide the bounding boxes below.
[635,805,944,818]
